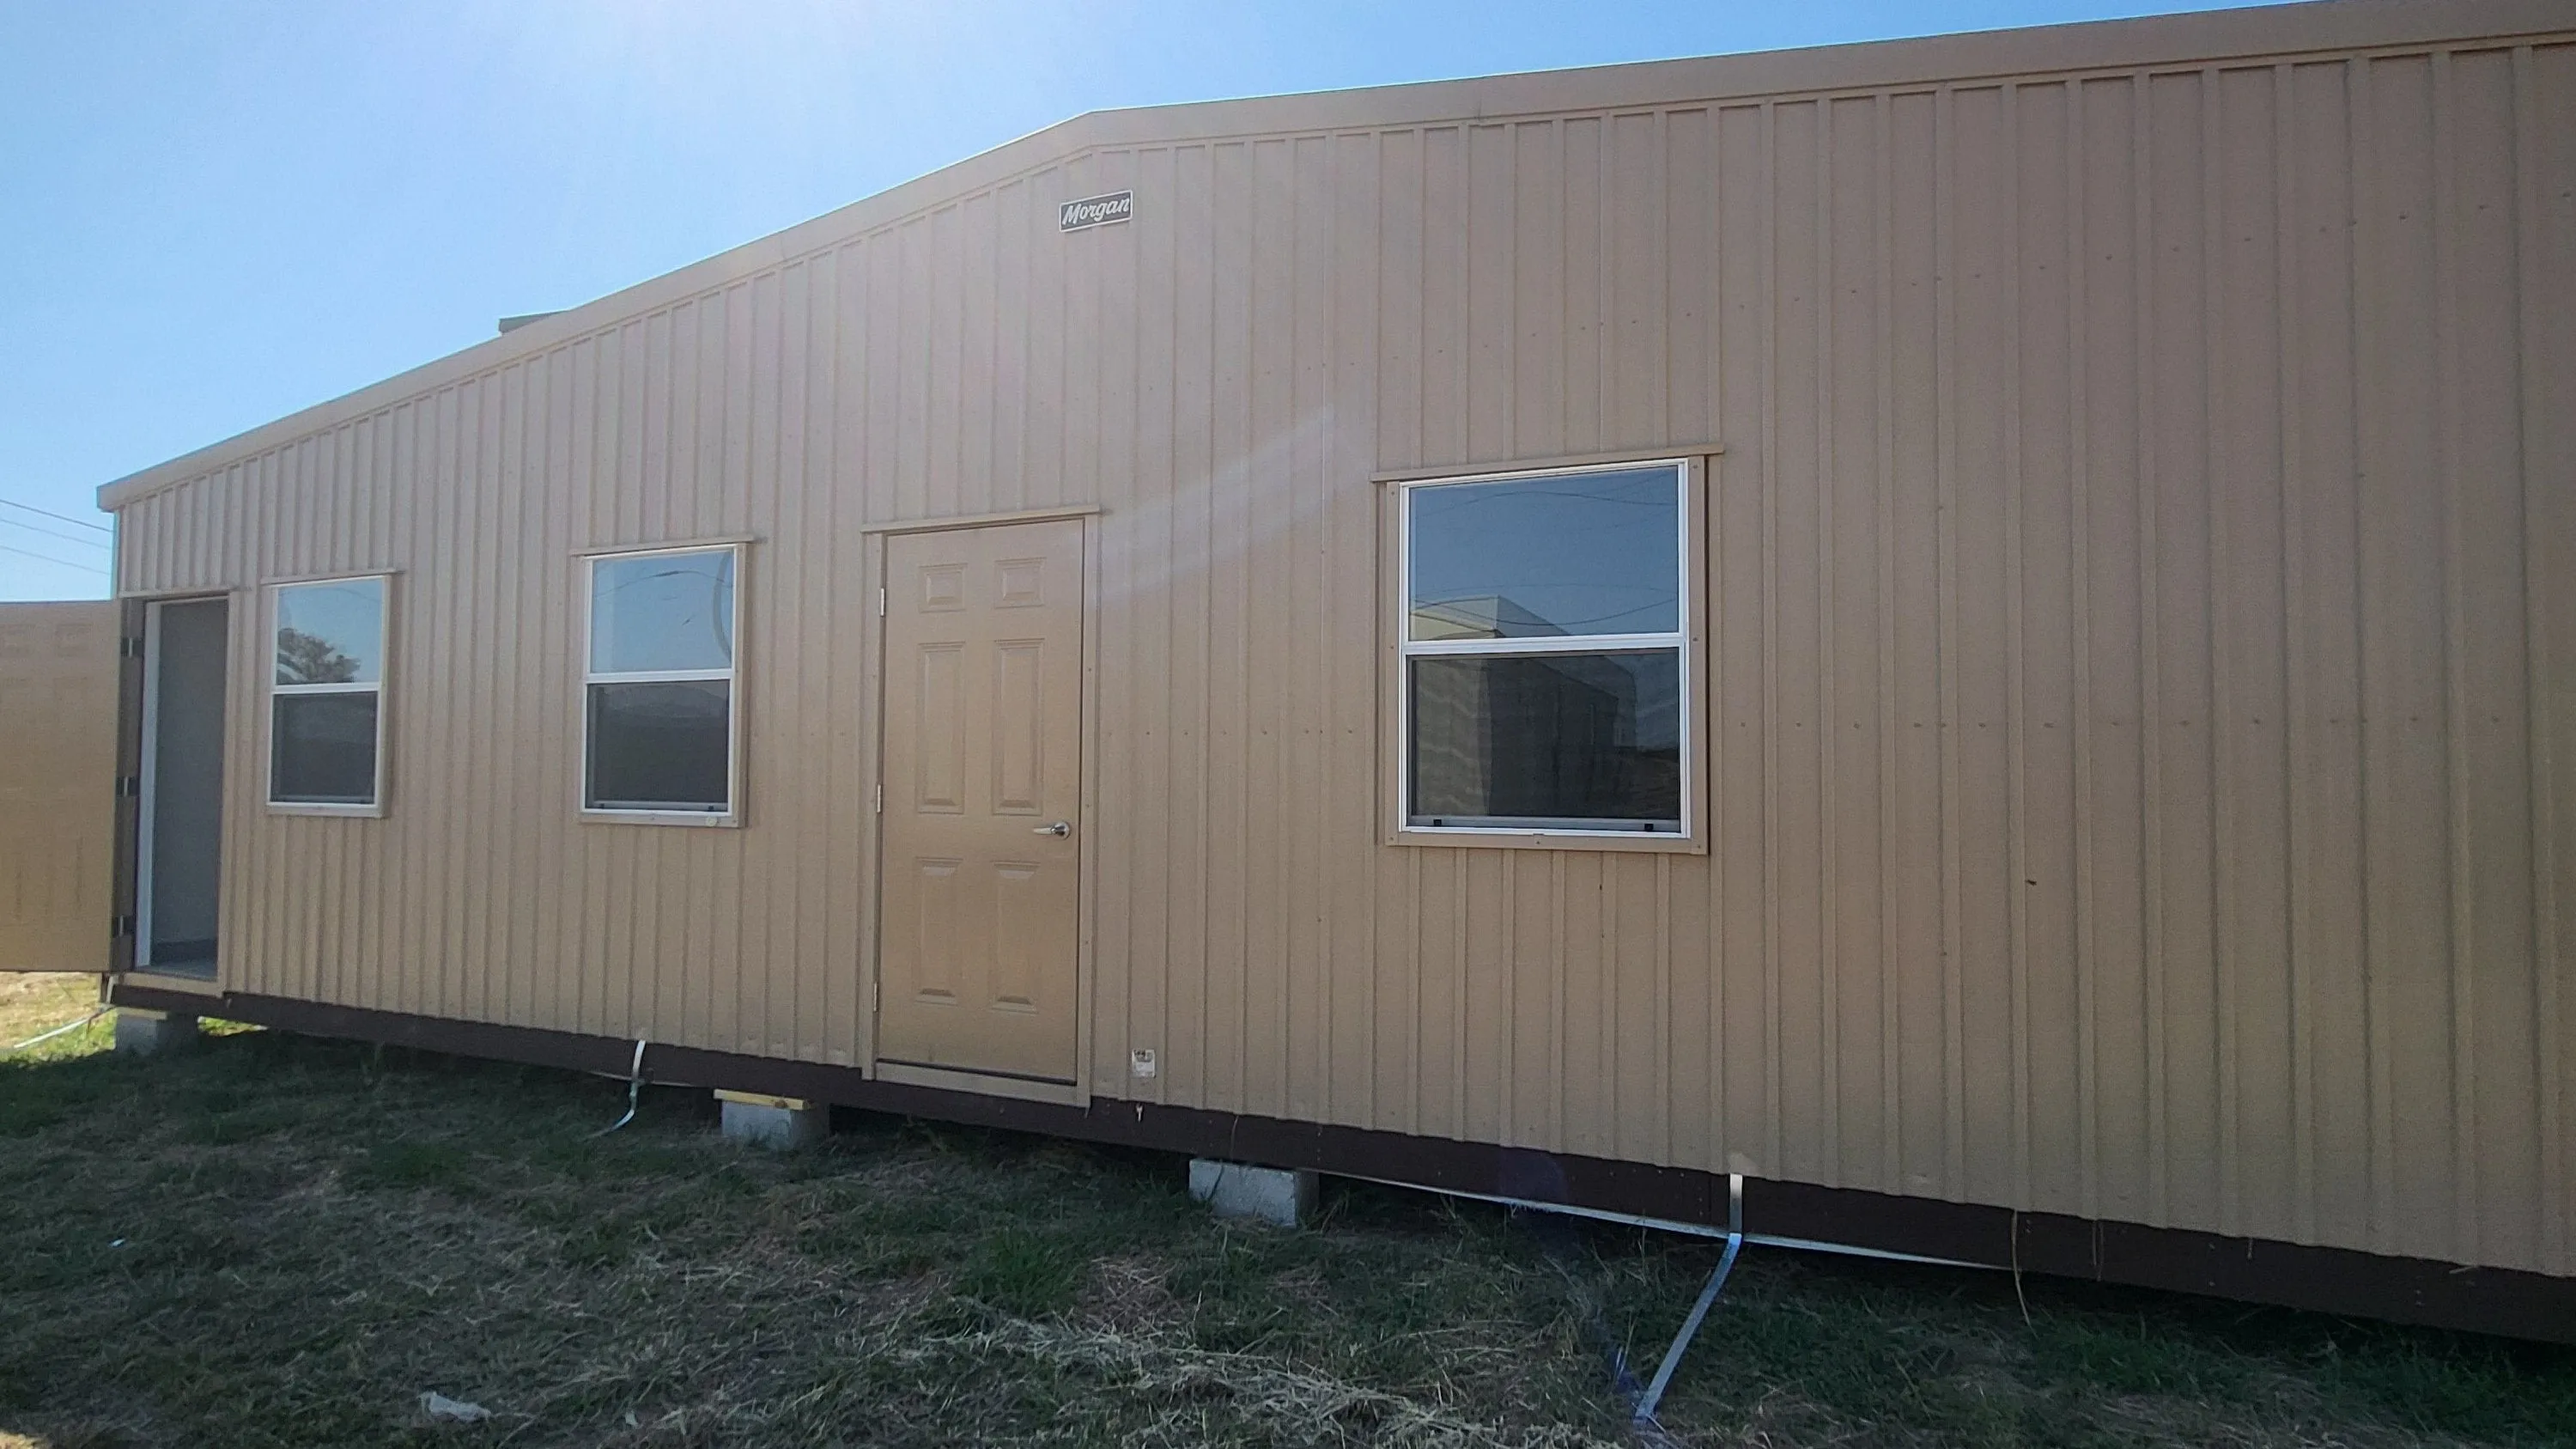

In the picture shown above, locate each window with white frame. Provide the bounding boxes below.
[584,546,737,815]
[270,575,387,808]
[1399,461,1690,835]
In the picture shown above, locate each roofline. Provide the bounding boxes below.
[97,0,2570,510]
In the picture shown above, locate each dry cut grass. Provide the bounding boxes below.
[3,972,2571,1447]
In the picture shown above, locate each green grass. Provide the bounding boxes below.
[2,971,2570,1447]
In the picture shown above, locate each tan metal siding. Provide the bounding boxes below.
[109,16,2574,1275]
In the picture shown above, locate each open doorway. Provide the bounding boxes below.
[139,596,227,977]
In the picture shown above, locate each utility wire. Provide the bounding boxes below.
[592,1039,650,1136]
[0,497,112,535]
[0,541,108,573]
[0,515,112,551]
[3,1008,106,1053]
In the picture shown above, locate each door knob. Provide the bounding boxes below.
[1033,820,1071,837]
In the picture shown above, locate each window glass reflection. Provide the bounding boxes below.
[586,680,730,811]
[270,694,379,804]
[590,551,735,674]
[1408,651,1680,827]
[1408,467,1679,641]
[274,578,384,685]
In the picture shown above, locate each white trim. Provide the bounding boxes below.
[136,601,165,969]
[584,666,732,684]
[859,502,1103,535]
[258,564,404,588]
[1393,457,1696,841]
[571,533,756,558]
[576,807,738,828]
[1373,442,1724,484]
[579,543,743,823]
[265,575,389,811]
[1399,631,1681,656]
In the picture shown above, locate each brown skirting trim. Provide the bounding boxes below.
[108,981,2575,1343]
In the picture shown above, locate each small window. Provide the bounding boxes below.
[270,576,387,809]
[584,546,737,816]
[1399,463,1691,835]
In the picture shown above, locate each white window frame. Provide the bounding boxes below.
[266,574,389,816]
[1394,458,1696,842]
[580,542,742,825]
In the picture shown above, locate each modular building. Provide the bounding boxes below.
[4,0,2570,1339]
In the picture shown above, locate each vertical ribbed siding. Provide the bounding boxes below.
[114,32,2574,1277]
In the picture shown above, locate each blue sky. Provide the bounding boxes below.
[0,0,2269,600]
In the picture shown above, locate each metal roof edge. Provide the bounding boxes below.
[97,0,2565,511]
[96,106,1108,510]
[1067,0,2571,139]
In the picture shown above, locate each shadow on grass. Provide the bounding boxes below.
[0,1024,2568,1447]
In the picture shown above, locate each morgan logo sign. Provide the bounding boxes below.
[1058,191,1133,233]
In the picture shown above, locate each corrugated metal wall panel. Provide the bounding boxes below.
[111,21,2573,1276]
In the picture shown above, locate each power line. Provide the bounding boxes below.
[0,496,112,535]
[0,541,107,574]
[0,514,112,551]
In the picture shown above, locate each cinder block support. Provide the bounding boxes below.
[112,1008,197,1057]
[716,1090,825,1149]
[1188,1159,1316,1228]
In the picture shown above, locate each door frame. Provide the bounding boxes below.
[131,590,234,991]
[858,504,1103,1105]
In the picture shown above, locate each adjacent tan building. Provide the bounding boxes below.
[6,0,2571,1336]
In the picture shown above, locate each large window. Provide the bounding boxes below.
[1399,461,1691,836]
[270,575,386,810]
[584,545,737,817]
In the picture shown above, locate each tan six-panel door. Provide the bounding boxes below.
[877,519,1084,1083]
